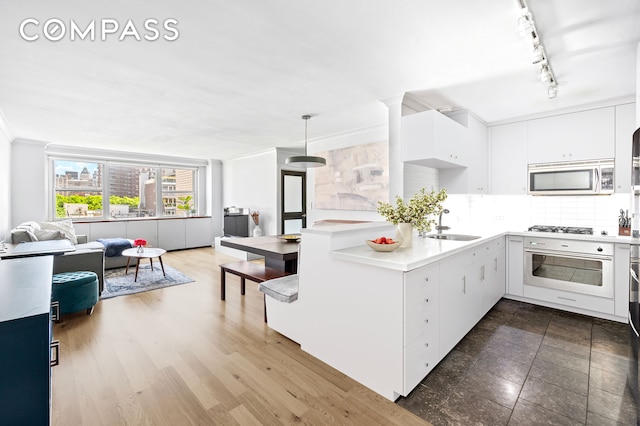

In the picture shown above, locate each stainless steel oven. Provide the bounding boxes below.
[524,236,614,298]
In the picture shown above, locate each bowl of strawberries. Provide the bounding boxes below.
[366,236,402,252]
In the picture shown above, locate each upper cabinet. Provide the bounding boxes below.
[527,107,615,164]
[490,122,528,195]
[402,110,469,168]
[614,103,636,192]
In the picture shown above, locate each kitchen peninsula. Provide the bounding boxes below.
[264,222,503,401]
[264,221,631,402]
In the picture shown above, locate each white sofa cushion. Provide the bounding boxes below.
[39,219,78,244]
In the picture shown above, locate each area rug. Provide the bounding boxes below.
[101,264,194,299]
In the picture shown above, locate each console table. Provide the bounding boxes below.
[0,256,56,425]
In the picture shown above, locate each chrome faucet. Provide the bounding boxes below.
[436,209,450,234]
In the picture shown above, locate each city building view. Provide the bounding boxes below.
[54,161,195,218]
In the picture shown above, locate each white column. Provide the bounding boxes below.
[381,94,405,202]
[637,41,640,126]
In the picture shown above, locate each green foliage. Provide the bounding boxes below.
[177,195,193,211]
[377,188,447,232]
[55,194,139,217]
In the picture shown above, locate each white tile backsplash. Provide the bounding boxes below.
[442,193,630,236]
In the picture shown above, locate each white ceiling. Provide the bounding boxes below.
[1,0,639,161]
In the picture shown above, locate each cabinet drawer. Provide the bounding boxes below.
[404,263,439,320]
[405,311,438,346]
[404,282,438,321]
[523,285,614,314]
[403,329,440,395]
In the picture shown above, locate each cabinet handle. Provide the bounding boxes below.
[558,296,577,302]
[50,340,60,367]
[424,318,429,324]
[481,266,485,281]
[424,277,429,282]
[462,276,466,294]
[51,301,60,322]
[424,298,429,303]
[424,342,429,348]
[424,362,429,368]
[494,258,498,272]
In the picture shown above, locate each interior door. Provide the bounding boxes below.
[281,170,306,234]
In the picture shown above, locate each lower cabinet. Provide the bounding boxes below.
[403,236,506,394]
[403,263,440,393]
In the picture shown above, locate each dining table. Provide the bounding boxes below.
[220,235,300,273]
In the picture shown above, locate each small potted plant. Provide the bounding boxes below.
[177,196,193,216]
[377,188,447,248]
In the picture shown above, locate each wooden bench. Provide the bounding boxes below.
[219,261,292,320]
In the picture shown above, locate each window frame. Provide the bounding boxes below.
[49,155,204,221]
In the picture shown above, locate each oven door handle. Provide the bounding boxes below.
[524,248,612,262]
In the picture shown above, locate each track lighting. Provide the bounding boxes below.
[516,0,558,99]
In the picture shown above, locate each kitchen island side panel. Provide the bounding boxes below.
[298,230,405,401]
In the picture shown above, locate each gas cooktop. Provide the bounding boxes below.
[528,225,594,235]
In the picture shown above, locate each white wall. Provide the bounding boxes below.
[0,113,12,240]
[11,139,48,226]
[222,149,279,236]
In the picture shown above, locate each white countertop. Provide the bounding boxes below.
[330,229,634,272]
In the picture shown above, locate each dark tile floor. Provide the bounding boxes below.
[397,299,638,425]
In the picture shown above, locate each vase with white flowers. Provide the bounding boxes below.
[377,188,447,248]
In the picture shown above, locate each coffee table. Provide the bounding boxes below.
[121,247,167,282]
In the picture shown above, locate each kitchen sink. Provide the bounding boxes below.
[425,234,481,241]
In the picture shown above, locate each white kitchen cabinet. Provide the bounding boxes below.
[439,237,506,356]
[506,236,524,296]
[527,107,615,164]
[490,122,528,194]
[439,252,469,356]
[402,110,468,168]
[440,113,488,194]
[614,103,636,192]
[403,263,440,393]
[483,238,506,314]
[614,244,630,318]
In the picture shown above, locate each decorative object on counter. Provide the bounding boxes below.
[134,238,147,253]
[619,208,631,236]
[285,115,326,168]
[366,237,401,252]
[251,210,262,237]
[377,188,448,248]
[279,234,301,243]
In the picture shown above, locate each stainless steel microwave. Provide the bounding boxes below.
[528,159,614,195]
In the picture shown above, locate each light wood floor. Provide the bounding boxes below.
[51,247,431,425]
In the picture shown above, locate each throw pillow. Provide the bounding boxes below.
[10,221,41,242]
[34,229,66,241]
[39,219,78,244]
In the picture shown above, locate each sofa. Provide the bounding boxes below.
[9,220,132,294]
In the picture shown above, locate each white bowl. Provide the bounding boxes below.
[365,240,402,252]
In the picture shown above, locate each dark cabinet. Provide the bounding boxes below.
[0,256,55,426]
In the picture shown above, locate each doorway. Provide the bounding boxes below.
[281,170,306,234]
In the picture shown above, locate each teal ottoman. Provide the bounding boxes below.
[52,271,99,318]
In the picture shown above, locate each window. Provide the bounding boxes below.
[162,168,195,217]
[54,160,103,218]
[108,164,156,218]
[51,158,201,220]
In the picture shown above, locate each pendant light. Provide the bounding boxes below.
[285,115,326,168]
